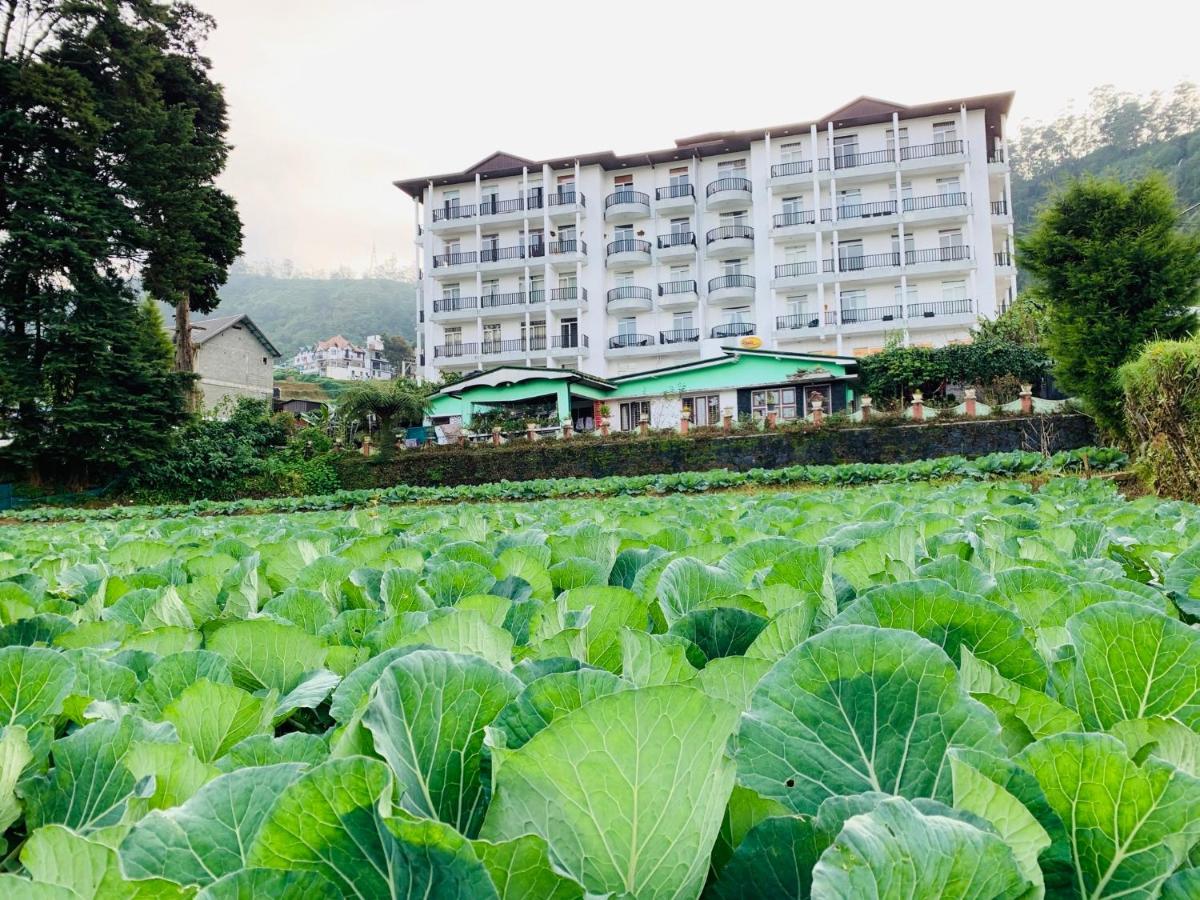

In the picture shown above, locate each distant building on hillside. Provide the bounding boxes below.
[292,334,396,380]
[273,379,331,416]
[188,314,281,412]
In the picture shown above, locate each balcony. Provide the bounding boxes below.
[707,273,756,305]
[904,245,972,274]
[772,260,829,289]
[548,239,588,269]
[547,190,586,221]
[477,196,529,224]
[838,305,903,325]
[834,148,896,171]
[604,189,651,223]
[434,342,479,360]
[776,312,822,331]
[480,338,534,359]
[657,231,697,260]
[478,245,530,273]
[773,210,819,233]
[995,250,1016,271]
[899,140,967,173]
[431,250,478,277]
[656,183,696,214]
[430,204,476,233]
[706,176,753,210]
[831,252,902,279]
[548,286,587,304]
[907,298,973,320]
[607,333,657,354]
[658,279,699,309]
[828,200,899,230]
[606,285,653,313]
[479,291,528,313]
[606,238,652,268]
[991,198,1012,223]
[988,147,1009,172]
[660,328,700,345]
[769,158,830,192]
[549,334,589,357]
[902,192,970,224]
[711,322,756,339]
[706,225,755,258]
[431,295,479,322]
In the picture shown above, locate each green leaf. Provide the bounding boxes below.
[703,815,827,900]
[490,668,626,751]
[667,607,767,661]
[619,629,700,687]
[163,679,274,763]
[398,610,515,670]
[136,651,233,721]
[810,796,1029,898]
[1063,601,1200,730]
[1165,540,1200,617]
[0,725,33,832]
[0,646,74,728]
[482,684,739,899]
[655,557,743,625]
[735,625,1003,814]
[196,868,336,900]
[1019,732,1200,899]
[216,732,329,772]
[362,649,520,836]
[1109,717,1200,776]
[207,619,329,694]
[120,763,305,887]
[471,834,584,900]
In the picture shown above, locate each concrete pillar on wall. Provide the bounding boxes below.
[556,384,571,423]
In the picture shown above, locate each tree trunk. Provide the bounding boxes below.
[174,295,198,412]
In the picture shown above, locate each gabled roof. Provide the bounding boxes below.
[316,335,353,351]
[609,348,858,383]
[395,91,1014,198]
[435,366,615,396]
[190,313,281,358]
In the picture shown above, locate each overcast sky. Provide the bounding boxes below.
[194,0,1196,274]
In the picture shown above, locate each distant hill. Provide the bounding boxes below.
[1012,128,1200,236]
[197,273,417,360]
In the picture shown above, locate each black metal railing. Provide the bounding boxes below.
[907,299,973,318]
[711,322,755,338]
[608,333,654,349]
[548,190,585,207]
[900,140,965,161]
[659,279,698,296]
[433,295,478,312]
[480,245,525,263]
[774,210,817,227]
[774,261,818,278]
[656,183,695,201]
[434,342,478,358]
[606,285,652,303]
[903,192,969,212]
[771,160,813,177]
[549,239,586,255]
[480,291,526,309]
[708,274,756,292]
[833,252,901,272]
[605,189,650,209]
[432,204,475,222]
[526,191,545,210]
[528,242,546,259]
[480,339,528,355]
[549,286,587,302]
[991,199,1009,215]
[839,305,902,324]
[906,245,971,265]
[995,250,1013,266]
[527,335,548,351]
[706,176,752,197]
[660,328,700,344]
[527,290,546,304]
[432,251,477,268]
[834,148,894,170]
[834,200,897,220]
[989,148,1006,164]
[607,239,651,256]
[658,231,696,249]
[478,197,524,216]
[551,334,588,350]
[706,225,754,244]
[776,313,821,330]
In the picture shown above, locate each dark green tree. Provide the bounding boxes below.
[1017,174,1200,436]
[380,333,414,373]
[337,380,428,462]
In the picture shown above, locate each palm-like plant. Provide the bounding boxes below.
[336,380,428,460]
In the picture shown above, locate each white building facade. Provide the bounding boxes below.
[396,94,1018,382]
[292,334,396,381]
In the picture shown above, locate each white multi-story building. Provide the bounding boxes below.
[396,93,1017,381]
[292,334,396,380]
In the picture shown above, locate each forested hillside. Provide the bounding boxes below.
[200,271,417,358]
[1011,83,1200,234]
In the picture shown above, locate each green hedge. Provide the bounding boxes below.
[4,447,1126,523]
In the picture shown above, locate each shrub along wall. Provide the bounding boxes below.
[335,414,1097,488]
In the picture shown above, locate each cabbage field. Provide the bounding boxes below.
[2,475,1200,898]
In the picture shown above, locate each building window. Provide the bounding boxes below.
[832,135,859,166]
[614,173,633,188]
[786,294,809,317]
[620,400,651,431]
[482,323,501,351]
[682,394,722,427]
[751,387,798,421]
[942,279,967,301]
[670,217,690,236]
[889,180,914,203]
[780,141,805,164]
[933,121,958,144]
[782,196,806,216]
[720,209,749,228]
[885,127,909,151]
[617,316,637,337]
[669,165,689,186]
[722,258,746,276]
[717,158,747,178]
[444,326,462,349]
[939,228,964,248]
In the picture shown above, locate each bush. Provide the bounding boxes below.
[1120,335,1200,500]
[856,337,1051,402]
